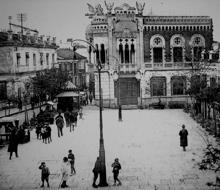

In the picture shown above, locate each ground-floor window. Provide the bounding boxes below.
[171,76,186,95]
[150,77,166,96]
[0,81,7,100]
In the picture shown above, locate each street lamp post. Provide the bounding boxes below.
[109,55,122,121]
[118,62,122,121]
[68,38,108,186]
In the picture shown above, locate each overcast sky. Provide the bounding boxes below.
[0,0,220,47]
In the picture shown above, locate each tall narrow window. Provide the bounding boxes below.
[100,44,105,64]
[130,43,135,63]
[16,53,21,66]
[95,44,99,61]
[46,53,49,65]
[25,52,29,66]
[125,43,129,63]
[119,43,123,63]
[33,53,36,66]
[40,53,43,65]
[0,81,7,100]
[52,54,55,63]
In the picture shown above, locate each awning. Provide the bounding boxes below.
[56,91,80,98]
[46,101,54,105]
[0,116,19,123]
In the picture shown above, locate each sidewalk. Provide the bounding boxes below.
[0,103,46,119]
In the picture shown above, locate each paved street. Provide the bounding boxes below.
[0,106,218,190]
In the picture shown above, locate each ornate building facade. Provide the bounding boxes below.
[86,2,219,108]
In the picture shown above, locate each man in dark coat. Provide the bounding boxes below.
[8,127,19,160]
[92,157,101,188]
[55,113,64,137]
[179,124,188,151]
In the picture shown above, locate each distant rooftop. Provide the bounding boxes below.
[0,30,58,49]
[57,48,86,60]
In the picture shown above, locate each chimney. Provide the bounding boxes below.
[32,32,38,43]
[38,35,45,44]
[26,30,31,43]
[52,37,56,44]
[7,30,13,41]
[46,36,51,45]
[17,31,22,41]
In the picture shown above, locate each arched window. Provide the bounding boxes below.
[192,36,205,61]
[170,35,185,63]
[173,37,183,62]
[153,37,163,63]
[100,44,105,64]
[119,43,123,63]
[171,76,186,95]
[125,43,129,63]
[150,77,166,96]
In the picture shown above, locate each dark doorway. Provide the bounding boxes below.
[115,78,139,105]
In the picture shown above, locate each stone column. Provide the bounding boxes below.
[138,17,144,70]
[218,49,220,62]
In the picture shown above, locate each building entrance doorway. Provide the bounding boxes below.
[115,78,139,105]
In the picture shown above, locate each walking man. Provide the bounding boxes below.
[64,109,71,128]
[179,124,188,151]
[55,112,64,137]
[92,157,101,188]
[111,158,122,186]
[89,93,93,104]
[39,162,50,188]
[68,150,76,175]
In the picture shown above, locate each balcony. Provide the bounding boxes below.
[119,63,138,73]
[144,61,201,70]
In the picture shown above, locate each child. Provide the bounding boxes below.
[111,158,122,186]
[39,162,50,188]
[68,149,76,175]
[79,107,83,119]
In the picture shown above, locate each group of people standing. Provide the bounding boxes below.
[35,122,52,144]
[39,153,122,189]
[38,149,76,188]
[55,109,79,137]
